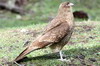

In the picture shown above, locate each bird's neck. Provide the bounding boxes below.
[57,10,74,29]
[57,10,74,22]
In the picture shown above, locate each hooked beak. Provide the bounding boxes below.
[68,3,74,6]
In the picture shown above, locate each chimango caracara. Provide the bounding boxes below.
[14,2,74,62]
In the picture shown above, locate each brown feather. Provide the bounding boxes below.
[14,2,74,62]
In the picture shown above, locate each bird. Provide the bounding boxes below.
[14,2,74,62]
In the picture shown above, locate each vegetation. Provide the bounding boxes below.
[0,0,100,66]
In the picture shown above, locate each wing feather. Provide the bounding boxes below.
[44,19,62,33]
[39,22,69,43]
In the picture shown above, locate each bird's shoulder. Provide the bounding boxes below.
[39,19,69,43]
[44,17,66,33]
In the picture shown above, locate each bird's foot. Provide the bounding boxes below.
[58,58,67,61]
[58,51,67,61]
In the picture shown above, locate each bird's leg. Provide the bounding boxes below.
[59,51,63,60]
[59,50,66,61]
[13,61,22,66]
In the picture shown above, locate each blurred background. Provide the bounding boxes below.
[0,0,100,28]
[0,0,100,65]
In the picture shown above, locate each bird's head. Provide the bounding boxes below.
[58,2,74,14]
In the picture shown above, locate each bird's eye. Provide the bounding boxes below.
[67,2,70,5]
[63,2,71,7]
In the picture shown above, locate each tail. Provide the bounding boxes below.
[14,46,36,62]
[14,40,50,62]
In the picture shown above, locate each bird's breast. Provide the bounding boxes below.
[62,31,72,44]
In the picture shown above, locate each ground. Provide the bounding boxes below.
[0,0,100,65]
[0,21,100,66]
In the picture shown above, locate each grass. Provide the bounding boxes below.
[0,0,100,65]
[0,0,100,21]
[0,21,100,66]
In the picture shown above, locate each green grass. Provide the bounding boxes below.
[0,0,100,65]
[31,0,100,21]
[0,21,100,66]
[0,0,100,21]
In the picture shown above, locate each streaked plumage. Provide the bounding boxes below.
[14,2,74,62]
